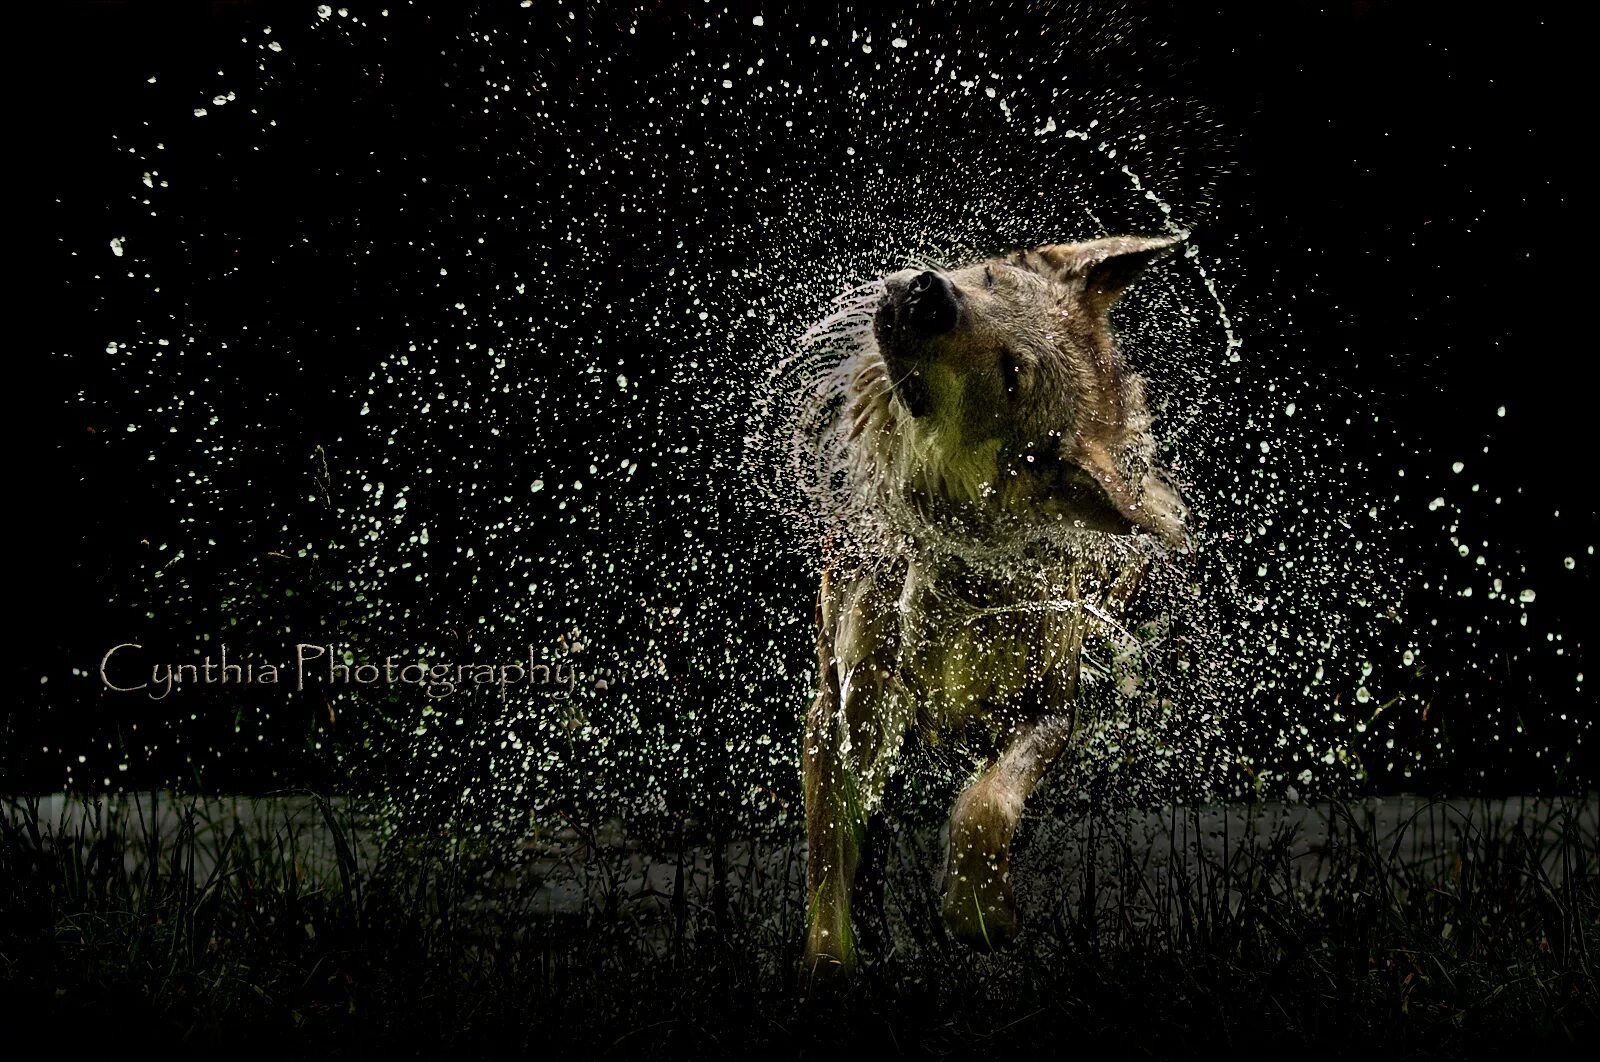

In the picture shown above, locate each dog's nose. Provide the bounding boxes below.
[891,269,960,334]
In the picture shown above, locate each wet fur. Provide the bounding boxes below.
[799,236,1190,979]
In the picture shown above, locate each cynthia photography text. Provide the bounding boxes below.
[98,643,616,701]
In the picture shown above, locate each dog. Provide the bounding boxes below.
[798,235,1190,979]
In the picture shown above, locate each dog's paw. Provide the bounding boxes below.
[940,873,1019,951]
[798,944,859,993]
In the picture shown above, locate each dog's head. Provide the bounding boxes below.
[872,235,1188,549]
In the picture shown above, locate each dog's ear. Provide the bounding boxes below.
[1053,439,1190,551]
[1015,234,1185,312]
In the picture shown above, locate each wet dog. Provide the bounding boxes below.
[799,236,1190,978]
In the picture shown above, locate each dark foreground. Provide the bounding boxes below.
[2,793,1595,1058]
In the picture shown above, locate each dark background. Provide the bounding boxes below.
[15,0,1594,805]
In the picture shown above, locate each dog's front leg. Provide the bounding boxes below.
[803,663,905,981]
[802,666,864,980]
[941,713,1076,949]
[802,565,906,982]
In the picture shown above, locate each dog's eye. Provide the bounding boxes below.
[984,264,996,291]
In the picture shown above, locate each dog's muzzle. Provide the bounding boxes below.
[882,269,961,335]
[875,269,962,419]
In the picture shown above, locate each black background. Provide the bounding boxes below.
[16,1,1594,800]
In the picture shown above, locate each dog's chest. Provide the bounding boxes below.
[896,556,1088,725]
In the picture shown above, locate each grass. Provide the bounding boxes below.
[1,792,1595,1057]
